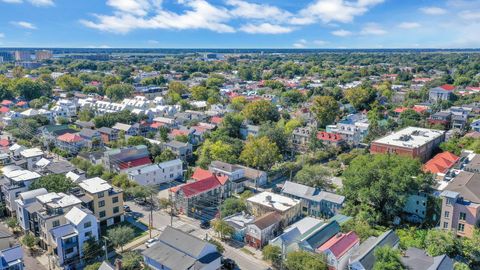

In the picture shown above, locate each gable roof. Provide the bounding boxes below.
[439,84,455,91]
[57,133,84,143]
[317,231,359,259]
[444,171,480,203]
[401,247,454,270]
[172,176,221,198]
[423,152,459,174]
[252,212,282,230]
[192,167,213,181]
[350,230,399,270]
[65,206,89,226]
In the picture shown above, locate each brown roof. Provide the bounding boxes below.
[445,171,480,203]
[252,212,281,230]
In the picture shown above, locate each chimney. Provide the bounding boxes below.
[115,259,122,270]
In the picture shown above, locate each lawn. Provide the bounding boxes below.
[101,221,148,241]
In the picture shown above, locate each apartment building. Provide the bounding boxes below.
[126,159,183,186]
[1,165,41,216]
[77,177,124,227]
[247,192,302,227]
[15,188,48,231]
[440,171,480,238]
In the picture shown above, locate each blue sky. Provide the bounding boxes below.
[0,0,480,48]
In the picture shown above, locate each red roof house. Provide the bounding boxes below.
[0,139,10,147]
[118,157,152,170]
[16,101,27,107]
[317,231,360,269]
[192,167,214,181]
[317,131,344,146]
[0,107,10,113]
[169,129,190,137]
[1,100,12,106]
[210,116,223,125]
[439,84,455,91]
[423,152,459,175]
[57,133,84,143]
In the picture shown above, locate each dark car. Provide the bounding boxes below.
[221,258,236,270]
[200,220,210,229]
[123,205,131,212]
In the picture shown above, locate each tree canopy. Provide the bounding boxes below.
[240,136,282,171]
[30,174,76,193]
[311,95,340,127]
[241,100,280,125]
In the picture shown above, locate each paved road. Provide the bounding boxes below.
[125,201,270,270]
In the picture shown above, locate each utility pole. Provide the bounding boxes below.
[104,237,108,261]
[149,192,153,238]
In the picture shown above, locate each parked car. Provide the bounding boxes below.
[221,258,236,270]
[146,237,159,248]
[134,198,146,205]
[123,205,131,212]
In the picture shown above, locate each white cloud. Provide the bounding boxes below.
[2,0,23,3]
[106,0,161,16]
[313,40,328,46]
[147,39,159,44]
[293,39,307,48]
[331,29,352,36]
[2,0,53,6]
[398,22,421,29]
[81,0,234,34]
[240,23,293,34]
[360,23,386,35]
[227,0,291,22]
[420,6,447,15]
[293,0,384,25]
[11,21,37,29]
[0,33,4,38]
[459,10,480,20]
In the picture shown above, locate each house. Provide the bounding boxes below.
[15,188,48,232]
[246,192,302,227]
[281,181,345,218]
[9,144,25,160]
[1,166,41,216]
[429,84,455,102]
[428,111,451,128]
[143,226,222,270]
[0,245,24,270]
[56,133,86,154]
[209,160,268,190]
[79,128,103,148]
[103,145,151,173]
[49,207,99,269]
[326,113,369,146]
[348,230,400,270]
[292,127,313,153]
[126,159,183,186]
[112,122,138,136]
[402,192,429,223]
[223,212,255,242]
[423,152,459,181]
[471,119,480,132]
[370,127,445,162]
[170,171,228,219]
[97,127,119,144]
[317,231,360,270]
[160,140,193,161]
[316,131,345,148]
[77,177,124,227]
[240,124,260,139]
[19,148,44,170]
[439,171,480,238]
[245,212,282,249]
[51,99,77,119]
[270,217,341,253]
[400,247,454,270]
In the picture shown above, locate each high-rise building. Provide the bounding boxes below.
[35,50,53,60]
[14,50,32,61]
[0,51,14,62]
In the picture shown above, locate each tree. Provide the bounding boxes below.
[220,198,246,217]
[197,139,239,168]
[122,251,143,270]
[208,239,225,254]
[294,164,332,189]
[311,96,339,127]
[11,78,49,100]
[341,154,431,225]
[262,244,281,266]
[84,262,102,270]
[87,164,105,177]
[230,96,248,111]
[399,109,421,127]
[284,118,302,134]
[6,217,18,232]
[78,108,94,121]
[168,81,187,94]
[373,246,405,270]
[211,219,234,240]
[82,237,102,264]
[105,84,134,101]
[258,122,289,155]
[218,113,243,138]
[30,174,76,193]
[107,226,135,252]
[240,136,282,171]
[21,232,38,254]
[126,185,155,200]
[284,251,327,270]
[57,74,83,92]
[461,229,480,268]
[112,174,137,190]
[424,230,458,257]
[242,100,280,125]
[345,85,376,110]
[154,149,177,163]
[191,85,209,101]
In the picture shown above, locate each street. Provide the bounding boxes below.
[125,201,271,270]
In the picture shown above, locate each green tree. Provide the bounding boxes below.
[57,74,83,92]
[6,217,19,232]
[294,164,332,189]
[241,100,280,125]
[341,154,431,225]
[11,78,49,100]
[424,230,458,257]
[262,244,281,266]
[461,229,480,268]
[78,108,94,121]
[284,251,327,270]
[30,174,76,193]
[373,246,405,270]
[82,237,102,264]
[211,219,234,240]
[197,139,238,168]
[284,118,302,134]
[240,136,282,171]
[208,239,225,254]
[86,164,105,177]
[258,121,289,155]
[84,262,102,270]
[191,85,209,101]
[220,198,246,217]
[230,96,248,111]
[122,251,143,270]
[168,81,187,94]
[21,233,38,254]
[345,85,376,110]
[399,109,421,127]
[111,174,137,190]
[154,149,177,163]
[105,84,134,101]
[311,96,340,127]
[218,113,244,138]
[107,226,135,252]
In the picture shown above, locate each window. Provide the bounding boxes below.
[459,212,466,221]
[458,223,465,232]
[65,248,74,254]
[85,231,92,238]
[98,192,104,198]
[444,211,450,218]
[113,206,119,214]
[99,211,106,218]
[98,200,105,208]
[84,222,91,228]
[52,220,60,228]
[112,196,118,204]
[443,222,448,228]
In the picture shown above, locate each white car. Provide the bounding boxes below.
[145,237,159,248]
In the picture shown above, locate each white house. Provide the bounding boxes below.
[20,148,44,170]
[15,188,48,231]
[126,159,183,186]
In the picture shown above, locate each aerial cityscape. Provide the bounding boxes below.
[0,1,480,270]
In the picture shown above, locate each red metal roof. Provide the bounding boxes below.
[0,107,9,113]
[1,100,12,106]
[317,131,343,142]
[317,231,359,259]
[150,122,164,129]
[210,116,223,125]
[0,139,9,147]
[439,84,455,91]
[173,176,221,198]
[423,152,459,174]
[192,167,213,181]
[16,101,27,106]
[57,133,84,143]
[118,157,152,170]
[170,129,190,137]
